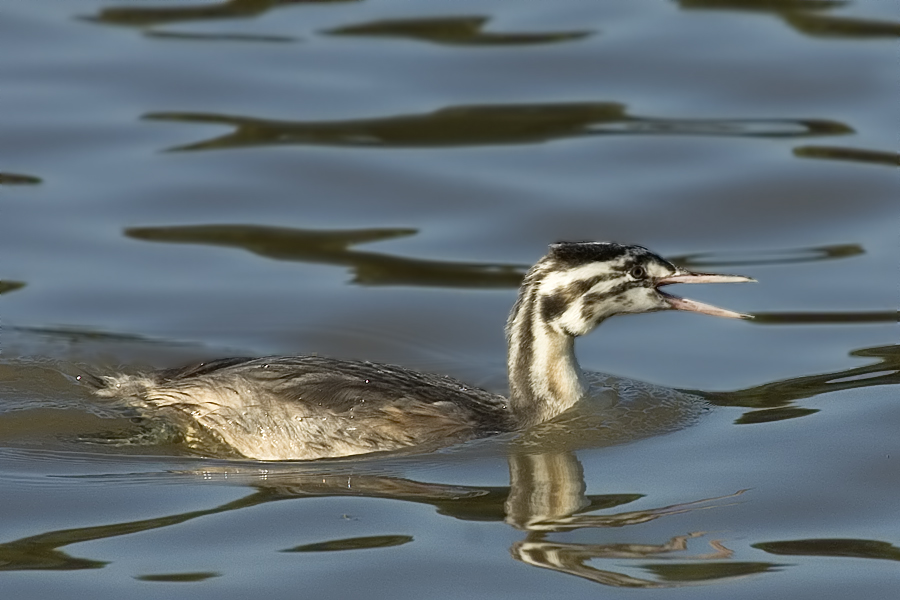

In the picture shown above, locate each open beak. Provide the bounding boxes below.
[656,271,755,319]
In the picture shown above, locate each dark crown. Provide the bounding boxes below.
[548,241,647,267]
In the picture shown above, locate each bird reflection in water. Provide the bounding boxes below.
[504,452,751,588]
[0,449,766,588]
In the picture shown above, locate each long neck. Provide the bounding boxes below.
[506,280,587,428]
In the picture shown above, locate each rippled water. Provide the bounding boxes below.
[1,0,898,597]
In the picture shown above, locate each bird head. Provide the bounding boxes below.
[527,241,754,337]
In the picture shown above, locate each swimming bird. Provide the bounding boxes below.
[87,242,753,460]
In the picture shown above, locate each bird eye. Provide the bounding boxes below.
[629,266,646,279]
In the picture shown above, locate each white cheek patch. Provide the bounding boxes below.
[556,304,592,336]
[618,289,663,314]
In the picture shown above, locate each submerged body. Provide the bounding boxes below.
[94,355,512,460]
[89,242,753,460]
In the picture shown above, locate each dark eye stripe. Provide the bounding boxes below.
[588,280,634,301]
[552,272,618,297]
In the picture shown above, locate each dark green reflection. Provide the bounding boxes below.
[0,474,506,571]
[0,507,208,570]
[782,12,900,39]
[677,0,900,39]
[0,484,304,571]
[639,562,779,582]
[794,145,900,168]
[0,173,42,185]
[0,281,27,295]
[700,344,900,420]
[136,571,221,582]
[752,311,898,325]
[143,102,851,152]
[669,243,863,269]
[84,0,356,28]
[754,538,900,561]
[325,15,591,46]
[679,0,845,8]
[284,535,413,552]
[125,226,880,304]
[735,406,819,425]
[12,325,173,344]
[125,224,527,288]
[146,30,295,43]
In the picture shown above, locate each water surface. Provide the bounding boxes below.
[1,0,898,597]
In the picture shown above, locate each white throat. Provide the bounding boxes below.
[506,281,589,427]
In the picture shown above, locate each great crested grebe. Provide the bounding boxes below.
[87,242,753,460]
